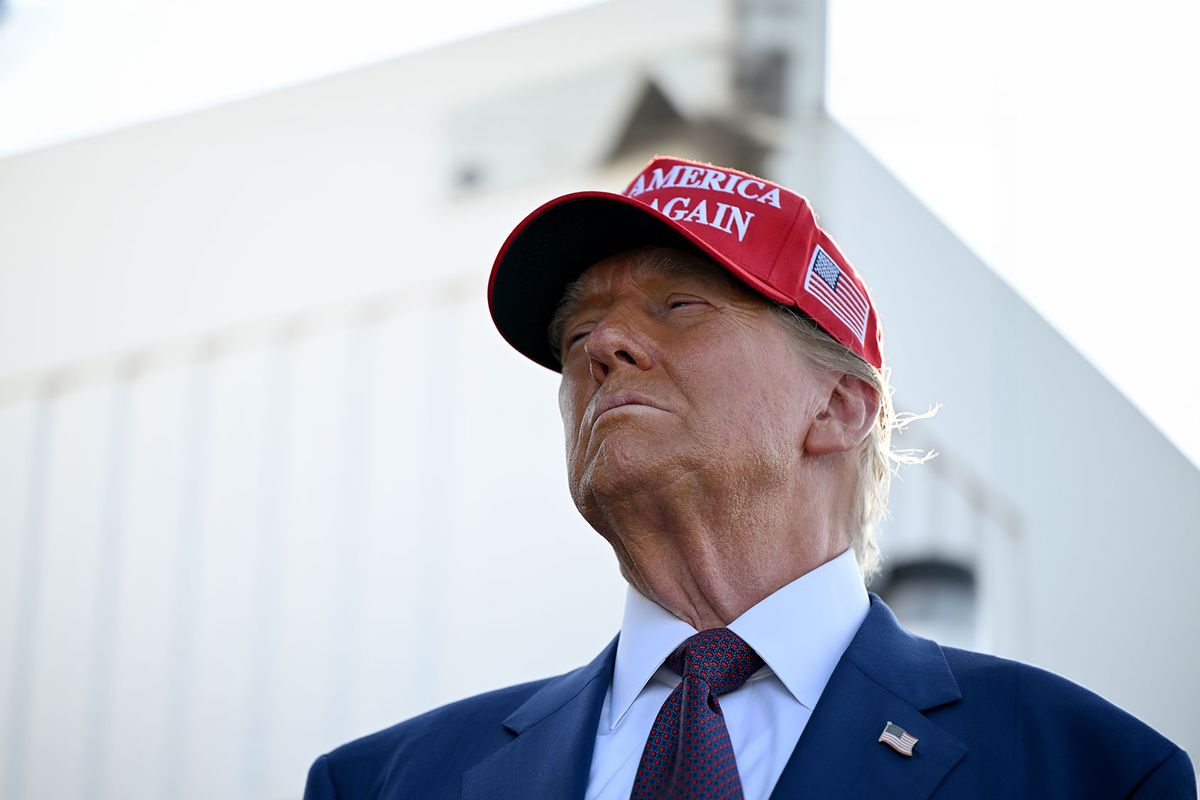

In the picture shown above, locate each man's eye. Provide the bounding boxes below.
[667,297,707,310]
[564,329,591,350]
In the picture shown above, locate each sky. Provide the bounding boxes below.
[0,0,599,157]
[1,0,1197,467]
[826,0,1200,468]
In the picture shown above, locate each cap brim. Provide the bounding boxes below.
[488,191,790,372]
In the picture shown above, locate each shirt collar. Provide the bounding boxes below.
[609,548,869,730]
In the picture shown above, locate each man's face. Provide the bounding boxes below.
[554,248,835,520]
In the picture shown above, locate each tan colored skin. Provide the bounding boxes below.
[556,248,880,631]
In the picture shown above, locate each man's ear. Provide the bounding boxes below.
[804,374,881,456]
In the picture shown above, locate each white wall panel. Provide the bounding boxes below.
[21,386,115,800]
[101,368,190,800]
[0,401,41,799]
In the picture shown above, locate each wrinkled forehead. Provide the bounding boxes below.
[552,246,752,322]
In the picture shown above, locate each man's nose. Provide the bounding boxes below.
[584,318,653,382]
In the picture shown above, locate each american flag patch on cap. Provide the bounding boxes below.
[803,244,870,344]
[878,721,918,757]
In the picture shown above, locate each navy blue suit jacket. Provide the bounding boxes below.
[305,596,1195,798]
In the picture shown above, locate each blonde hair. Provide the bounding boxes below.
[768,305,933,580]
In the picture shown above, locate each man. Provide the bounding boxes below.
[305,157,1195,798]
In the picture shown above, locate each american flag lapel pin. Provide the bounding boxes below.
[878,721,918,757]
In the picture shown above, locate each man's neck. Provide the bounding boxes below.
[584,477,852,630]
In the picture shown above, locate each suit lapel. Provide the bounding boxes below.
[770,596,967,799]
[461,637,617,800]
[461,597,965,799]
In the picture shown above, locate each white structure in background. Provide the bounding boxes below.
[0,1,1195,797]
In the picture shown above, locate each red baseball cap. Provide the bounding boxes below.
[488,155,883,371]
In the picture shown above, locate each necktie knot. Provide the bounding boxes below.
[665,628,763,696]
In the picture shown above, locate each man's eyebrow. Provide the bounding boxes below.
[547,253,741,353]
[644,254,748,296]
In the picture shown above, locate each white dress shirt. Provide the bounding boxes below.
[584,549,870,800]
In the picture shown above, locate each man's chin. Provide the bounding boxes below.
[572,451,677,509]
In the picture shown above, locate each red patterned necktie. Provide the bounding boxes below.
[630,628,764,800]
